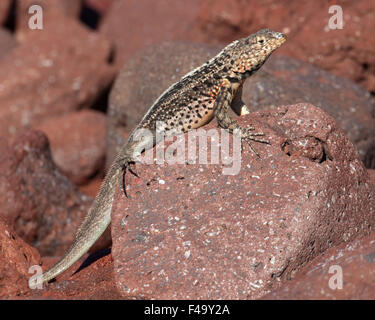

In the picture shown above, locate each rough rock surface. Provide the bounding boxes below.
[0,14,114,138]
[262,231,375,299]
[242,55,375,168]
[0,28,17,60]
[198,0,375,93]
[107,41,220,167]
[99,0,204,69]
[0,216,41,299]
[0,130,93,256]
[37,110,107,185]
[111,103,375,299]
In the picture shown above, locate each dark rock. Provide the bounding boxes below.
[110,103,375,299]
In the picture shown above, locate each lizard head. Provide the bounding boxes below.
[227,29,286,76]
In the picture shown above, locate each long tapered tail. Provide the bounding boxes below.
[40,162,122,283]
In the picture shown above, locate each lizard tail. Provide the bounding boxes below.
[40,163,122,283]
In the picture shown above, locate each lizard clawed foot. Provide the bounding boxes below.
[238,127,270,157]
[122,161,140,197]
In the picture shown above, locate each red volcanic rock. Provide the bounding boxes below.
[0,0,11,24]
[198,0,375,93]
[0,216,41,299]
[0,129,93,256]
[110,103,375,299]
[0,14,114,138]
[242,55,375,168]
[99,0,204,69]
[37,110,107,185]
[263,231,375,299]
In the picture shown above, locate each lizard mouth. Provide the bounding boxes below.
[273,33,287,47]
[277,34,287,44]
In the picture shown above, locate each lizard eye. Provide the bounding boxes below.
[258,38,264,44]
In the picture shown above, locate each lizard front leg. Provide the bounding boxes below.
[214,80,269,156]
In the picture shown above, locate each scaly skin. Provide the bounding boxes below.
[40,29,286,284]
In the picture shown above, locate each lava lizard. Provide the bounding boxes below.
[40,29,286,284]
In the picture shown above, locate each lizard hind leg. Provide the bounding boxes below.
[118,133,155,197]
[121,160,140,198]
